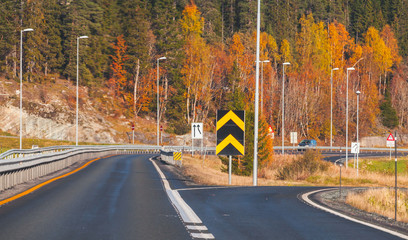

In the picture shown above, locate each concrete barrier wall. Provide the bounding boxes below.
[160,150,182,167]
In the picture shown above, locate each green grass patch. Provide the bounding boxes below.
[359,158,408,175]
[306,175,377,185]
[0,130,15,137]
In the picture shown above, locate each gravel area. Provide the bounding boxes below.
[310,187,408,236]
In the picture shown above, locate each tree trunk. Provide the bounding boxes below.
[187,86,191,123]
[133,59,140,120]
[13,45,17,78]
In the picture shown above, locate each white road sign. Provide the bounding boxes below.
[386,133,395,148]
[191,123,203,139]
[351,142,360,154]
[290,132,297,144]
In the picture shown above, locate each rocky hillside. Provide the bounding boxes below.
[0,77,135,144]
[0,77,216,147]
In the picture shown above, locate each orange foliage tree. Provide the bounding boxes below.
[109,35,129,103]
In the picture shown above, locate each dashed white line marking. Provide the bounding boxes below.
[191,233,215,239]
[150,158,215,239]
[187,225,208,231]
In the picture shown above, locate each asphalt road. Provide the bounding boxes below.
[0,154,191,240]
[0,154,405,240]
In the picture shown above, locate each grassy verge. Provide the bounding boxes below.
[346,188,408,223]
[181,152,408,188]
[358,157,408,174]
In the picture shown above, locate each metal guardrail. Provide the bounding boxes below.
[273,146,408,152]
[0,145,163,192]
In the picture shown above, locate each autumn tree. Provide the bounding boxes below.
[364,27,392,94]
[109,35,129,102]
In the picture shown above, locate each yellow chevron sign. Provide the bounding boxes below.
[216,110,245,156]
[216,134,244,155]
[216,110,245,131]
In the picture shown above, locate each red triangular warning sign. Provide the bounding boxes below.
[387,133,395,141]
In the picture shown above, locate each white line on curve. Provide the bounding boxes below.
[301,188,408,240]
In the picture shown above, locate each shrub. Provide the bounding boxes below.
[276,150,330,180]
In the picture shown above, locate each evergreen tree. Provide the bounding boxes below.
[380,90,399,128]
[119,0,153,84]
[43,0,64,76]
[394,0,408,56]
[151,0,186,128]
[61,0,107,85]
[350,0,367,42]
[236,0,257,33]
[195,0,223,44]
[257,115,274,168]
[0,0,19,77]
[220,0,237,39]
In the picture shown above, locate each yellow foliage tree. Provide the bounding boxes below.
[180,2,213,123]
[280,39,293,63]
[364,26,393,94]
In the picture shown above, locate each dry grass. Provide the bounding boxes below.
[346,188,408,223]
[181,154,408,188]
[182,154,329,186]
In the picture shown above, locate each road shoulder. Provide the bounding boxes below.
[301,188,408,239]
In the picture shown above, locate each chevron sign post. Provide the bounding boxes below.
[216,110,245,155]
[216,110,245,185]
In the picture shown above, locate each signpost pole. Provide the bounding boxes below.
[340,164,342,198]
[229,155,232,185]
[395,131,397,221]
[132,124,135,145]
[390,147,392,160]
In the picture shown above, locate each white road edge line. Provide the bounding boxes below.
[301,188,408,240]
[150,158,215,239]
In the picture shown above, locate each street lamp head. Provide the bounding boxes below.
[22,28,34,32]
[356,91,361,95]
[347,67,355,71]
[283,62,290,65]
[79,36,88,39]
[262,60,270,63]
[158,57,167,60]
[332,68,339,71]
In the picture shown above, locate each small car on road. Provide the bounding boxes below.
[298,139,317,151]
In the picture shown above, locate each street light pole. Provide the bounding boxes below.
[282,62,290,155]
[253,0,261,186]
[330,68,339,150]
[356,90,360,176]
[76,35,88,146]
[157,57,166,147]
[20,28,34,150]
[346,67,355,168]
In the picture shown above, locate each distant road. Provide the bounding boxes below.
[0,135,18,138]
[0,154,405,239]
